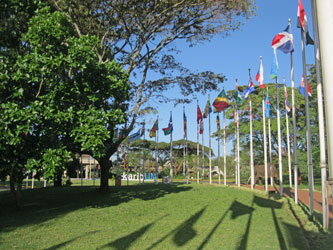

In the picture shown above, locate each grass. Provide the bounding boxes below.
[2,182,330,250]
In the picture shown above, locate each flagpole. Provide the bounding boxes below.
[169,111,173,184]
[262,72,268,192]
[276,76,283,196]
[183,106,186,184]
[237,107,240,187]
[223,111,227,186]
[202,116,205,182]
[288,19,299,205]
[284,82,292,188]
[234,123,237,185]
[209,94,212,184]
[155,115,159,184]
[316,0,333,208]
[217,114,221,185]
[311,0,328,228]
[300,27,314,214]
[249,69,254,190]
[197,100,200,184]
[268,113,273,186]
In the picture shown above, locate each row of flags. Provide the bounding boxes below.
[122,0,313,145]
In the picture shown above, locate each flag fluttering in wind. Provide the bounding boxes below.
[265,88,271,118]
[299,74,312,97]
[149,119,158,138]
[129,129,142,142]
[162,114,173,135]
[256,59,264,89]
[203,98,212,118]
[199,119,203,134]
[297,0,314,45]
[285,85,291,113]
[197,104,203,123]
[270,51,279,80]
[213,89,229,112]
[216,113,220,130]
[234,81,243,105]
[243,71,255,99]
[272,24,294,54]
[183,109,187,137]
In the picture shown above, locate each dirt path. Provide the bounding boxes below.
[241,184,333,218]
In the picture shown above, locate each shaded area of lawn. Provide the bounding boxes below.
[0,183,328,249]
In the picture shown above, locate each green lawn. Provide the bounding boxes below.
[0,182,331,249]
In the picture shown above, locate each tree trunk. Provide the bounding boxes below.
[99,155,112,192]
[53,169,63,187]
[10,176,22,210]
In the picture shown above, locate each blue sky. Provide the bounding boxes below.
[136,0,316,157]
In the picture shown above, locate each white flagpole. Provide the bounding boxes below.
[217,114,221,185]
[235,123,237,185]
[170,111,173,184]
[223,111,227,186]
[288,19,299,204]
[209,95,212,184]
[202,117,205,182]
[197,101,200,184]
[268,114,273,186]
[155,115,159,184]
[249,69,254,190]
[284,83,292,188]
[311,0,328,229]
[300,27,314,214]
[263,82,268,192]
[183,106,186,184]
[276,76,283,196]
[237,107,240,187]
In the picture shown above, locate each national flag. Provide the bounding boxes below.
[272,24,294,54]
[162,113,173,135]
[243,71,255,99]
[129,129,142,142]
[213,89,229,112]
[270,51,279,80]
[297,0,314,45]
[216,113,220,130]
[234,80,243,105]
[265,88,271,118]
[256,59,264,88]
[285,85,291,113]
[149,119,158,138]
[199,119,204,134]
[197,104,203,124]
[203,98,212,118]
[299,74,312,97]
[183,109,187,137]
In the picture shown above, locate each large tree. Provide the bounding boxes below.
[49,0,256,191]
[0,2,130,207]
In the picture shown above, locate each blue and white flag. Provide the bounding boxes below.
[272,24,294,54]
[128,129,141,142]
[243,71,255,99]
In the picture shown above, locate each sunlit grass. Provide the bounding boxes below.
[0,182,331,249]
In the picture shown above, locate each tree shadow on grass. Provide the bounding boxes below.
[0,184,191,233]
